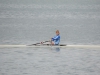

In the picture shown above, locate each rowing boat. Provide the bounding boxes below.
[0,44,100,49]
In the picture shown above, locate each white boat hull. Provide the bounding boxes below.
[0,45,100,49]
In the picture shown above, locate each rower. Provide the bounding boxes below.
[51,30,60,45]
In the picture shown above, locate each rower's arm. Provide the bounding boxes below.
[52,36,59,41]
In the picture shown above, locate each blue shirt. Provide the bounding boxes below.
[52,35,60,45]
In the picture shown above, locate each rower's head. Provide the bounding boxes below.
[56,30,60,35]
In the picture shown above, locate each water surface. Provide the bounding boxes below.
[0,0,100,75]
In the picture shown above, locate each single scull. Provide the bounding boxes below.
[0,44,100,49]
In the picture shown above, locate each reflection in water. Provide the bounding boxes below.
[55,48,60,52]
[51,47,60,52]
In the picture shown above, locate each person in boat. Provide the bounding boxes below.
[51,30,60,45]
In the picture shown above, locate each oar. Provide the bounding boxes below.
[28,41,50,46]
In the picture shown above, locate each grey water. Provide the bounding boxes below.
[0,0,100,75]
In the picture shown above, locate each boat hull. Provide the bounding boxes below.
[0,45,100,49]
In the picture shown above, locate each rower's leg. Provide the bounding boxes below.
[51,41,55,45]
[50,39,54,45]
